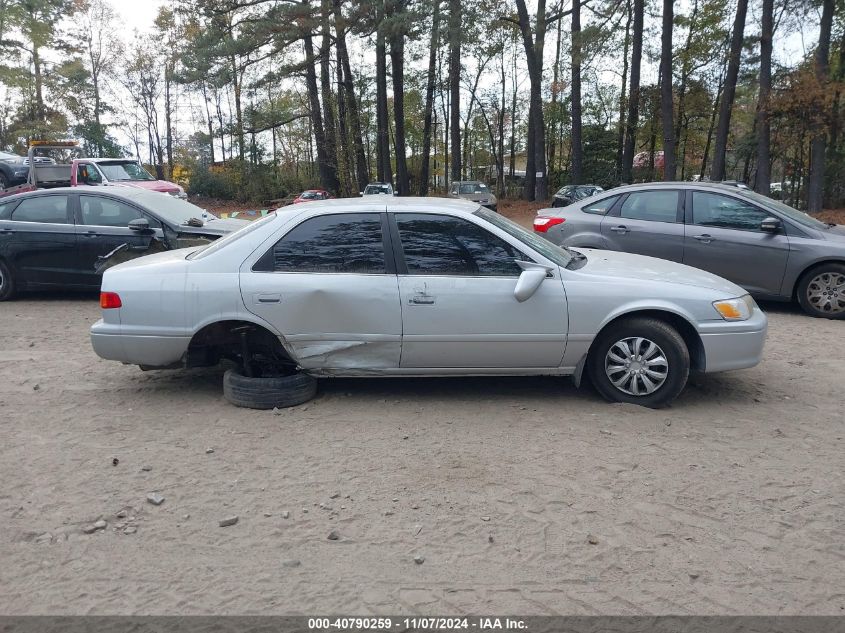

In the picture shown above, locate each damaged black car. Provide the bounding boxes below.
[0,187,249,301]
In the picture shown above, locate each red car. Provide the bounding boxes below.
[291,189,332,204]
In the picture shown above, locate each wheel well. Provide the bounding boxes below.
[590,309,706,372]
[792,260,845,300]
[186,320,294,370]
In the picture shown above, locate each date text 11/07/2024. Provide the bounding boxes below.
[306,617,527,630]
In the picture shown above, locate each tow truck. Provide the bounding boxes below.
[0,141,186,198]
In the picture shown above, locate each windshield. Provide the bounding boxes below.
[475,207,572,267]
[300,191,320,199]
[188,212,277,260]
[0,151,18,160]
[737,189,829,230]
[460,183,489,194]
[364,185,391,195]
[98,161,155,182]
[140,194,210,225]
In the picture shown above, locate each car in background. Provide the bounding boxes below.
[447,180,497,211]
[533,181,845,319]
[0,152,30,190]
[552,184,604,207]
[0,187,248,301]
[92,197,766,410]
[291,189,332,204]
[361,182,395,196]
[75,158,187,198]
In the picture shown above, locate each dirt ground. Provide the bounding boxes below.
[0,294,843,615]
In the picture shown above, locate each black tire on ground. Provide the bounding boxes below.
[586,316,690,409]
[223,368,317,410]
[796,263,845,320]
[0,259,15,301]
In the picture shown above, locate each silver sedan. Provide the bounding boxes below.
[91,198,767,409]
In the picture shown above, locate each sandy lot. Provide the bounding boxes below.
[0,295,843,615]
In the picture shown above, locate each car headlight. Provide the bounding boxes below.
[712,295,755,321]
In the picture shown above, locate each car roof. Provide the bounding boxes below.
[0,185,174,207]
[272,196,481,216]
[597,181,755,195]
[86,158,139,163]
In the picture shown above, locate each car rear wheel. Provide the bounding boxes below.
[797,263,845,319]
[0,260,15,301]
[223,368,317,410]
[587,317,689,408]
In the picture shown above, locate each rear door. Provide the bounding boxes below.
[3,193,79,286]
[74,194,161,286]
[682,190,790,296]
[241,211,402,370]
[600,189,684,262]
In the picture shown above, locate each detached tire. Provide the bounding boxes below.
[223,368,317,410]
[0,260,15,301]
[587,317,689,409]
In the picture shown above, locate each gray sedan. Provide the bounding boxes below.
[91,198,766,409]
[534,182,845,318]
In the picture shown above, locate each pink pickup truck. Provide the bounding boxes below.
[0,142,186,199]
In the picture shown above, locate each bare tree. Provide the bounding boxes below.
[659,0,676,180]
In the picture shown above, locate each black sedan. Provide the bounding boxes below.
[0,151,30,190]
[0,187,248,300]
[552,184,604,208]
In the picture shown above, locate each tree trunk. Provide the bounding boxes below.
[448,0,462,182]
[419,0,440,196]
[303,31,333,191]
[335,0,369,191]
[515,0,548,200]
[659,0,676,181]
[390,10,410,196]
[615,0,631,182]
[700,66,725,179]
[621,0,644,183]
[710,0,748,181]
[754,0,773,194]
[549,10,563,178]
[807,0,834,212]
[320,0,341,192]
[570,0,583,185]
[376,3,392,184]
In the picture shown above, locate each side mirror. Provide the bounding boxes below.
[128,218,151,233]
[760,217,781,233]
[513,261,552,302]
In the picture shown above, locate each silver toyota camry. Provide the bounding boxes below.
[91,198,767,409]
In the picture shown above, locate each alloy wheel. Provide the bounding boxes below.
[806,272,845,315]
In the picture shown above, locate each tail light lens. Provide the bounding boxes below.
[100,292,122,309]
[533,216,565,233]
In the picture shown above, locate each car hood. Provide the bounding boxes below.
[821,224,845,240]
[572,248,746,296]
[178,217,250,237]
[459,193,496,203]
[116,180,181,194]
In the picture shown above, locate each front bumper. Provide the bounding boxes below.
[698,307,768,373]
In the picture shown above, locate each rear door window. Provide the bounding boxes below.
[619,190,680,223]
[11,195,70,224]
[583,194,620,215]
[254,213,386,274]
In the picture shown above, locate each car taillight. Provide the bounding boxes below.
[100,292,122,309]
[533,216,565,232]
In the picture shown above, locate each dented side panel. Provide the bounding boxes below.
[240,273,402,370]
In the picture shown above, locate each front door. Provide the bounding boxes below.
[682,190,790,296]
[241,211,402,370]
[601,189,685,262]
[74,194,160,287]
[392,212,568,369]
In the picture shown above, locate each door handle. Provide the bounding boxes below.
[409,294,435,305]
[83,231,99,238]
[693,234,714,244]
[0,228,13,235]
[610,225,629,234]
[255,293,281,304]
